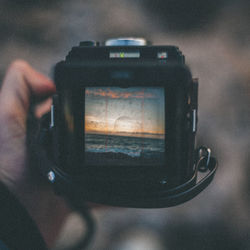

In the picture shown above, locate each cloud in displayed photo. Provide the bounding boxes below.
[85,87,165,139]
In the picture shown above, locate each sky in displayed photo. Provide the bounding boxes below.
[85,87,165,139]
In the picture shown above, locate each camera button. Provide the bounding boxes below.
[186,109,197,132]
[79,41,97,46]
[50,105,54,128]
[192,109,197,132]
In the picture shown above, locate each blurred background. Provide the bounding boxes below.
[1,0,250,249]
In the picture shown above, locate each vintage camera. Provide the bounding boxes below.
[37,38,217,208]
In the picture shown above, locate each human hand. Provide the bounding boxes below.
[0,60,71,248]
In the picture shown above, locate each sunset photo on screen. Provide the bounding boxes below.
[85,87,165,166]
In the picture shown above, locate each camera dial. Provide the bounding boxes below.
[105,37,148,46]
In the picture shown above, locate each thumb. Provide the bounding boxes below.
[0,60,56,124]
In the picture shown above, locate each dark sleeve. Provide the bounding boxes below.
[0,239,9,250]
[0,182,47,250]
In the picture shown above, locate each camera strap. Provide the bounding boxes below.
[32,112,217,209]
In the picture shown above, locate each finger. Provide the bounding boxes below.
[34,97,53,119]
[0,60,56,122]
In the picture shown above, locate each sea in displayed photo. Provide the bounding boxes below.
[84,87,165,166]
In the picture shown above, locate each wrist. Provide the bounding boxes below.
[0,168,71,248]
[0,181,47,249]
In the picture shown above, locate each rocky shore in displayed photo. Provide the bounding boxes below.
[85,133,165,166]
[85,151,165,167]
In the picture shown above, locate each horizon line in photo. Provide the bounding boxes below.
[85,130,165,140]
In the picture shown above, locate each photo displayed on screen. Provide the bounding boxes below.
[85,87,165,166]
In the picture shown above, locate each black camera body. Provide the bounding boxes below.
[38,38,217,208]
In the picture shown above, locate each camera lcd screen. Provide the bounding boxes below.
[84,87,165,166]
